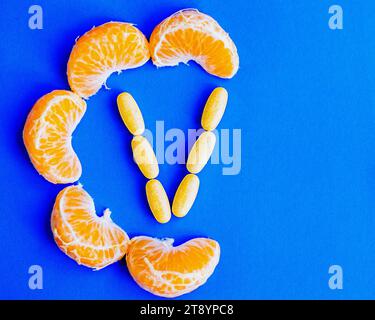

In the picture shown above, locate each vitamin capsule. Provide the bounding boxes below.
[145,179,171,224]
[131,136,159,179]
[117,92,145,135]
[186,131,216,174]
[172,174,200,217]
[201,87,228,131]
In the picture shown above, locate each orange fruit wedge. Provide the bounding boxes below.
[23,90,86,184]
[67,22,150,99]
[126,236,220,297]
[150,9,239,79]
[51,185,129,270]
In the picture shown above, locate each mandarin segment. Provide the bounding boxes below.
[67,22,150,98]
[126,236,220,298]
[51,185,129,270]
[150,9,239,78]
[23,90,86,184]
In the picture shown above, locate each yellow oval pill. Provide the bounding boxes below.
[117,92,145,135]
[172,174,200,217]
[201,87,228,131]
[145,179,171,224]
[131,136,159,179]
[186,131,216,174]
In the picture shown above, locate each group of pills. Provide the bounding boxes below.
[117,87,228,223]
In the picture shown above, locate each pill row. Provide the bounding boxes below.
[118,92,170,223]
[117,87,228,223]
[175,87,228,218]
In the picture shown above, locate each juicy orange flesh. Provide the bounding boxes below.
[68,22,150,98]
[158,29,234,77]
[23,91,85,183]
[150,9,238,79]
[126,237,220,297]
[51,185,129,269]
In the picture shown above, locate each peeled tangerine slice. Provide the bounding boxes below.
[67,22,150,99]
[23,90,86,184]
[126,236,220,298]
[150,9,239,78]
[51,185,129,270]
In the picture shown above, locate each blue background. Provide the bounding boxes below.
[0,0,374,299]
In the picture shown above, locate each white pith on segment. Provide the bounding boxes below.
[51,185,129,270]
[67,22,150,99]
[126,236,220,298]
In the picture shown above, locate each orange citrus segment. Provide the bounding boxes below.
[23,90,86,184]
[51,185,129,270]
[126,236,220,297]
[150,9,239,78]
[67,22,150,98]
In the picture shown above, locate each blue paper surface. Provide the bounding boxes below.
[0,0,374,299]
